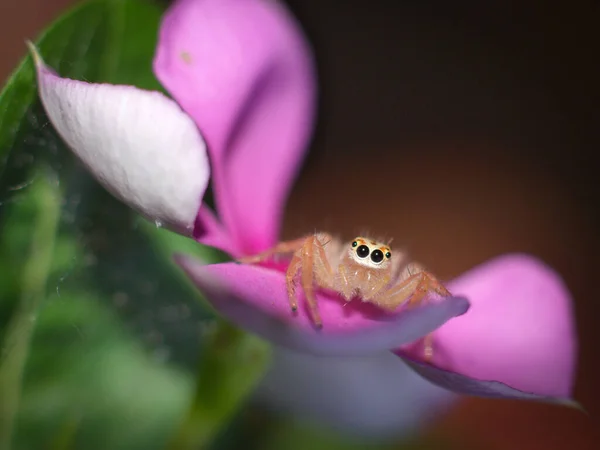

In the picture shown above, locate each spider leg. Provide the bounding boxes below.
[372,272,427,311]
[242,233,336,328]
[423,333,434,362]
[377,263,451,310]
[406,263,452,298]
[372,264,451,362]
[285,253,302,312]
[237,237,307,264]
[299,236,322,327]
[312,236,335,288]
[283,233,335,327]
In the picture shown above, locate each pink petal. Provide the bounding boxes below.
[193,205,239,256]
[400,358,579,408]
[30,43,210,235]
[175,256,470,355]
[154,0,316,254]
[397,254,578,402]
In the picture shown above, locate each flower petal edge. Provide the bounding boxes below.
[30,42,210,235]
[175,254,471,356]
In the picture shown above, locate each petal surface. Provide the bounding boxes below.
[175,256,470,355]
[400,358,579,407]
[397,254,577,401]
[154,0,316,253]
[256,347,456,439]
[193,205,239,256]
[31,44,210,235]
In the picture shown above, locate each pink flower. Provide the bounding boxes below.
[154,0,578,404]
[32,0,578,429]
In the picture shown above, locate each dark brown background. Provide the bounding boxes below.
[2,0,599,448]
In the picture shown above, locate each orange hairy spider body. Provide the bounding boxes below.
[240,233,452,331]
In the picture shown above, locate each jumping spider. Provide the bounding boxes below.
[240,233,452,358]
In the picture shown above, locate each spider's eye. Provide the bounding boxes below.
[385,252,391,259]
[371,249,384,263]
[352,241,358,248]
[356,245,370,258]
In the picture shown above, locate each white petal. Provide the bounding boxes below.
[255,347,457,440]
[29,43,209,235]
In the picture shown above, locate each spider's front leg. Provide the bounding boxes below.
[237,237,308,264]
[286,233,334,328]
[373,263,451,361]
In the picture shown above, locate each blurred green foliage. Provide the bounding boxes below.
[0,172,62,449]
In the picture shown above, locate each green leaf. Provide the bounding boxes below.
[0,171,62,450]
[18,290,194,450]
[166,322,271,450]
[259,419,455,450]
[137,217,233,312]
[0,1,179,449]
[0,0,163,180]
